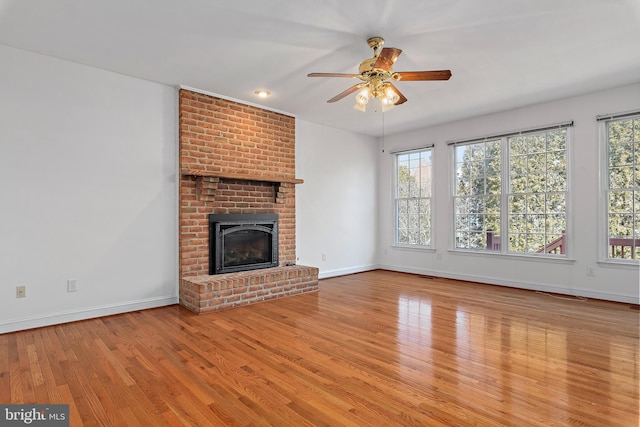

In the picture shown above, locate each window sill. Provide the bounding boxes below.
[597,260,640,270]
[448,248,576,264]
[391,245,435,253]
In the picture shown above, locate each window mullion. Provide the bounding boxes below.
[500,136,509,254]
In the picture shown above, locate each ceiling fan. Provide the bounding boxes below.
[308,37,452,112]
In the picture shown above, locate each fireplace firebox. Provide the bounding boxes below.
[209,213,279,274]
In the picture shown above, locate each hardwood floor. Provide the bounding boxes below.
[1,270,638,426]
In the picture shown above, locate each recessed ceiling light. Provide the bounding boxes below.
[254,90,271,98]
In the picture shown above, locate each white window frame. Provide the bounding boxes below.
[393,147,434,249]
[450,122,573,259]
[451,138,503,252]
[598,111,640,264]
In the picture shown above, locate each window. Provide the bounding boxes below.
[396,149,432,246]
[507,130,567,254]
[453,139,501,250]
[453,125,570,255]
[602,113,639,260]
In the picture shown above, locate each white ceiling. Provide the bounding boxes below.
[1,0,639,137]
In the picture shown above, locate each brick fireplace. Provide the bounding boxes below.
[178,88,318,314]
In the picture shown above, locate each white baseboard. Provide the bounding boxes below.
[0,296,178,334]
[376,264,640,304]
[318,264,378,280]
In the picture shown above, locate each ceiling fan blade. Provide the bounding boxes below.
[388,83,408,105]
[327,84,362,103]
[395,70,452,81]
[307,73,360,78]
[373,47,402,71]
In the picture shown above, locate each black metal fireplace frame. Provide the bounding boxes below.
[209,213,279,274]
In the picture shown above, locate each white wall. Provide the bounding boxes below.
[377,83,640,303]
[1,45,635,335]
[296,120,378,278]
[0,45,178,333]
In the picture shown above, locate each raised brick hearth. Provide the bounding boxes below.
[180,266,318,313]
[178,88,318,314]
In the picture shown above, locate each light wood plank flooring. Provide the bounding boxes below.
[1,270,638,426]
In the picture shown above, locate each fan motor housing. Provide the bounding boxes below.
[358,57,378,74]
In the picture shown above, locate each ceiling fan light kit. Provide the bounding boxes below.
[308,37,452,112]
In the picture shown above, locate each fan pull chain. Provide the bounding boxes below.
[381,111,385,153]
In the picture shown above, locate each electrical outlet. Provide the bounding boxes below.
[321,253,327,261]
[586,267,596,277]
[67,279,78,292]
[16,285,26,298]
[436,252,442,261]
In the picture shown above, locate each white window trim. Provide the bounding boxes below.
[391,244,436,252]
[597,112,640,265]
[597,119,609,263]
[449,125,573,260]
[393,146,434,249]
[448,248,576,264]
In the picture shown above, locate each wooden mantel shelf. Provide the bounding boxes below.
[182,169,303,185]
